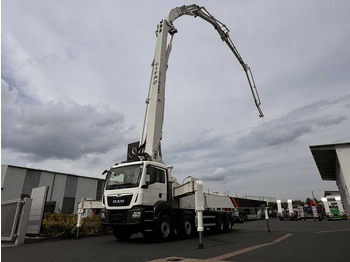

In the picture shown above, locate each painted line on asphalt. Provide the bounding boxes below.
[316,229,350,234]
[211,233,293,261]
[147,233,293,262]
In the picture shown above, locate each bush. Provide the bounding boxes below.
[40,213,103,238]
[81,215,103,235]
[40,213,77,238]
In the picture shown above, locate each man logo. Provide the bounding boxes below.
[113,199,124,204]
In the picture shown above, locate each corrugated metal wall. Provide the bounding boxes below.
[50,174,67,212]
[1,165,104,214]
[1,166,26,201]
[39,172,55,201]
[74,177,98,212]
[1,165,8,189]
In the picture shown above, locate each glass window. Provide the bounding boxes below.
[62,176,78,213]
[62,197,75,214]
[106,164,143,189]
[64,176,78,198]
[96,180,105,200]
[146,165,166,185]
[21,169,41,198]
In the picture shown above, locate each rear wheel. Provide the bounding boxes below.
[156,214,173,241]
[180,214,195,238]
[113,227,132,241]
[216,216,225,233]
[225,216,233,232]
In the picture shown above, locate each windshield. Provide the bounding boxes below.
[105,164,143,190]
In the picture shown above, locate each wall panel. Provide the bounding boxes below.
[39,172,55,201]
[50,174,67,212]
[74,177,98,213]
[1,166,26,201]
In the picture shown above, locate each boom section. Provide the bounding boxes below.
[169,5,264,117]
[140,4,263,163]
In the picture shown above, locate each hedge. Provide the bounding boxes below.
[40,213,103,238]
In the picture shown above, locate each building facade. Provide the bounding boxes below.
[310,142,350,218]
[1,165,105,214]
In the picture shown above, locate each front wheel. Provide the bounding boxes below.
[113,227,132,241]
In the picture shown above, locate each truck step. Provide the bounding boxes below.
[203,215,216,219]
[203,223,216,227]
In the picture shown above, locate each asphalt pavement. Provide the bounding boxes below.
[2,218,350,262]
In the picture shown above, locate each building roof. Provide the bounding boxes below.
[309,142,350,181]
[2,164,105,181]
[324,190,340,197]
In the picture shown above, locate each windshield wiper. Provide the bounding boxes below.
[106,183,137,190]
[106,184,122,189]
[119,183,137,188]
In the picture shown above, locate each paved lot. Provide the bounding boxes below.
[2,218,350,262]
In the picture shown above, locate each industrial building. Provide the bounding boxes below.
[310,142,350,218]
[1,165,105,214]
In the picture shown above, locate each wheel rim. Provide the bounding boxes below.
[227,219,232,229]
[184,220,192,235]
[219,218,224,231]
[161,220,170,238]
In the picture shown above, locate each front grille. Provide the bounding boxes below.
[107,194,133,207]
[109,210,128,224]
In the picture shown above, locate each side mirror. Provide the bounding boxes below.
[141,184,149,189]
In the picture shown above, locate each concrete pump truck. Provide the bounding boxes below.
[100,4,263,242]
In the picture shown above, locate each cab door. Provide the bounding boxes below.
[142,165,167,205]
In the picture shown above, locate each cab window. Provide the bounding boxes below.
[145,165,166,185]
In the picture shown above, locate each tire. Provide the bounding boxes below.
[216,216,225,233]
[156,214,173,241]
[180,214,195,238]
[225,216,233,232]
[113,227,132,241]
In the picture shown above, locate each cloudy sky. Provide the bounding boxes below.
[2,0,350,200]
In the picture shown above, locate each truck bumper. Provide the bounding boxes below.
[100,207,146,226]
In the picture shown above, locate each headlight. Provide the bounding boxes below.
[132,211,142,218]
[100,212,106,219]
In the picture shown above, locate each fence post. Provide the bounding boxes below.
[15,198,33,245]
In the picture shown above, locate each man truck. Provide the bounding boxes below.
[100,4,263,242]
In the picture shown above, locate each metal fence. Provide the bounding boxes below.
[1,198,32,245]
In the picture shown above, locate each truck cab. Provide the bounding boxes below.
[101,161,170,222]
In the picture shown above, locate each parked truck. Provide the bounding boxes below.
[301,200,324,221]
[277,199,299,220]
[100,4,263,242]
[230,197,267,221]
[321,197,347,220]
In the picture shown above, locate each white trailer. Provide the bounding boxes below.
[322,197,347,220]
[277,199,298,220]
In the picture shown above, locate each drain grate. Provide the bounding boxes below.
[166,259,183,261]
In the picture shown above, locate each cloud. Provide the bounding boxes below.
[2,79,128,161]
[237,96,349,150]
[200,167,228,182]
[162,95,350,188]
